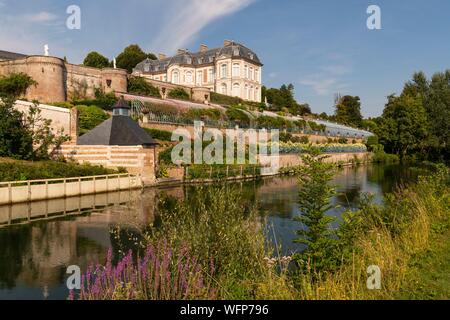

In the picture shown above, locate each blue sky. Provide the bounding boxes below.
[1,0,449,117]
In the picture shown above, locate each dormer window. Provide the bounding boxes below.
[144,64,150,72]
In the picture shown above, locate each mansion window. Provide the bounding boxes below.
[172,71,179,84]
[208,68,214,82]
[186,71,193,84]
[221,64,228,78]
[249,67,254,81]
[244,65,248,79]
[232,83,240,97]
[249,86,254,101]
[197,71,203,86]
[232,63,240,77]
[255,87,259,101]
[245,84,249,99]
[221,83,227,95]
[255,69,259,82]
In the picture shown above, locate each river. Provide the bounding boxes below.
[0,164,420,300]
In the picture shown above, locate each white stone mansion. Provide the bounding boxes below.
[133,40,263,102]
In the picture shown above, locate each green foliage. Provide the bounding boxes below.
[210,92,243,106]
[148,185,267,298]
[365,135,379,151]
[76,105,109,135]
[264,84,311,115]
[83,51,110,69]
[73,88,118,110]
[377,94,428,159]
[293,147,339,273]
[256,115,293,129]
[116,44,157,73]
[0,159,121,182]
[225,107,251,125]
[184,108,223,121]
[0,73,37,99]
[167,88,190,100]
[0,74,67,160]
[143,128,172,141]
[25,104,70,160]
[127,77,161,98]
[334,95,363,128]
[0,99,33,159]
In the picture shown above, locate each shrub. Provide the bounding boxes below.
[210,92,243,106]
[77,105,109,135]
[0,160,121,182]
[143,128,172,141]
[73,88,118,110]
[0,73,37,99]
[168,88,190,100]
[128,77,161,98]
[225,107,251,126]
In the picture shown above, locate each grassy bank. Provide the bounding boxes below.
[294,165,449,300]
[74,165,449,300]
[0,157,124,182]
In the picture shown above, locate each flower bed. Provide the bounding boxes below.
[273,142,368,154]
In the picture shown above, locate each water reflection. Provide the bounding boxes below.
[0,164,418,300]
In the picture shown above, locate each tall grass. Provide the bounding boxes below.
[294,165,449,299]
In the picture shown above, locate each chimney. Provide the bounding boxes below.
[158,53,167,60]
[224,39,232,46]
[177,49,187,55]
[199,44,208,52]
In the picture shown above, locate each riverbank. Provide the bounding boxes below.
[397,217,450,299]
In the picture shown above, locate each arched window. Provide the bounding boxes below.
[249,86,254,101]
[255,87,259,101]
[255,69,259,82]
[221,64,228,78]
[221,83,227,95]
[185,71,192,84]
[172,70,179,84]
[232,83,240,97]
[249,67,254,81]
[245,84,249,99]
[232,63,240,77]
[244,65,248,79]
[196,70,202,85]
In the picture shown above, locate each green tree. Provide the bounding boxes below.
[378,94,428,159]
[127,77,161,98]
[0,73,37,99]
[116,45,157,73]
[24,104,70,159]
[168,88,190,100]
[0,99,33,159]
[334,95,363,128]
[83,51,110,69]
[76,105,109,135]
[293,147,339,273]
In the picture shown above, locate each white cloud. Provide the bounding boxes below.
[21,11,58,23]
[150,0,256,54]
[299,78,338,96]
[319,65,351,76]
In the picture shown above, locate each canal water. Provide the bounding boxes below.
[0,164,420,300]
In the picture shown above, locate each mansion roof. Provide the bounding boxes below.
[134,41,262,74]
